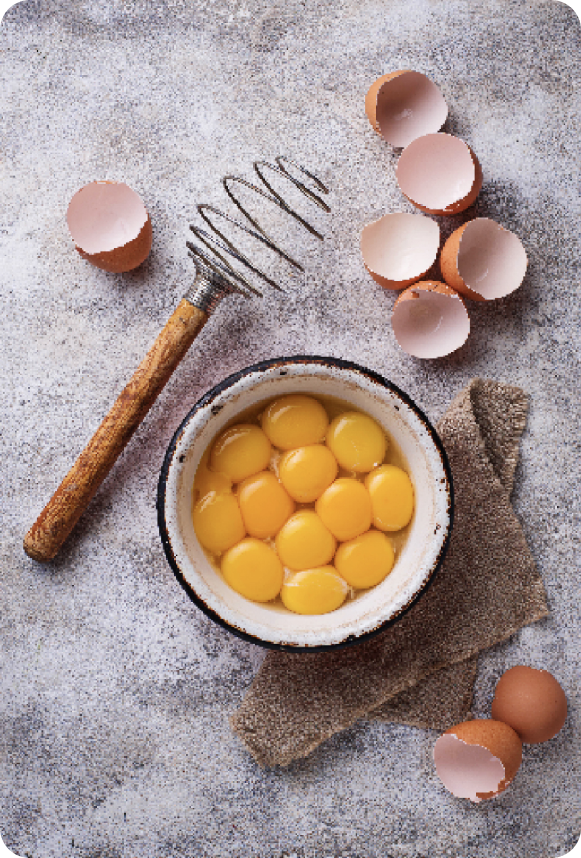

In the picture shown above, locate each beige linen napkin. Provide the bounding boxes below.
[231,379,549,767]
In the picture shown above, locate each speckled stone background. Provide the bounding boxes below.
[1,1,580,856]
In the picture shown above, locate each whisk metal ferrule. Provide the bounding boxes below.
[183,268,239,315]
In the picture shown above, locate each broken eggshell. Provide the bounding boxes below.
[391,281,470,359]
[365,71,405,135]
[360,212,440,290]
[365,70,448,148]
[440,217,528,301]
[396,133,483,215]
[491,666,568,744]
[434,719,523,803]
[67,181,152,273]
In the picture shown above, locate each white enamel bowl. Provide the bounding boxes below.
[157,357,453,651]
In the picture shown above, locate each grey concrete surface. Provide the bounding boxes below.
[1,1,580,856]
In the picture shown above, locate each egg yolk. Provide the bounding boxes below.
[326,411,387,472]
[194,461,232,499]
[261,395,329,450]
[209,423,271,483]
[275,510,336,571]
[237,471,295,538]
[192,492,245,554]
[365,465,414,531]
[315,478,373,542]
[281,567,349,615]
[221,538,284,602]
[194,394,414,615]
[278,445,338,503]
[334,530,395,588]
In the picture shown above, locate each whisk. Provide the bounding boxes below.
[23,157,330,562]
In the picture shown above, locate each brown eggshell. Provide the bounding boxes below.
[67,181,152,273]
[75,216,152,273]
[392,281,470,358]
[365,71,409,135]
[396,134,482,215]
[443,718,522,801]
[491,666,568,744]
[442,146,483,215]
[440,223,472,295]
[441,218,528,301]
[366,70,448,147]
[394,280,455,303]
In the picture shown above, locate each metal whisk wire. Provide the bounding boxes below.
[186,156,330,298]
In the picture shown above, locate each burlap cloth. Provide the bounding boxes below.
[230,379,549,767]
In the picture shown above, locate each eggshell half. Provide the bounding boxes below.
[491,666,568,744]
[391,281,470,358]
[365,71,409,135]
[434,719,522,802]
[396,133,483,215]
[440,218,528,301]
[67,181,152,273]
[361,213,440,290]
[365,70,448,148]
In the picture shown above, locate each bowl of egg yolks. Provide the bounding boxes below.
[157,356,453,651]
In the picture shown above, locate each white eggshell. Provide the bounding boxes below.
[361,212,440,290]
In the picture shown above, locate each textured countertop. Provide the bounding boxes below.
[1,1,580,856]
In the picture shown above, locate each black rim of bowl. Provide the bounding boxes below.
[157,355,454,653]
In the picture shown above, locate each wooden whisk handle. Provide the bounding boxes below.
[24,298,207,562]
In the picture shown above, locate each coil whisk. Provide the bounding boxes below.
[186,156,330,298]
[22,156,330,561]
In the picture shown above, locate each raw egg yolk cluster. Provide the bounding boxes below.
[192,395,415,614]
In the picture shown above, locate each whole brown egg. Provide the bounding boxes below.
[491,666,567,744]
